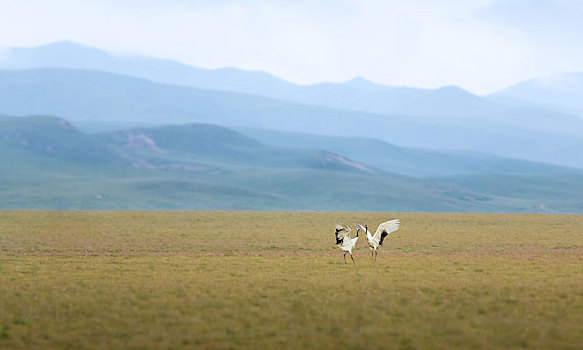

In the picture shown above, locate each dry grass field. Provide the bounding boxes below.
[1,211,582,349]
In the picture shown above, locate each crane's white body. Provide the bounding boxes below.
[334,223,359,264]
[355,219,400,261]
[340,236,359,253]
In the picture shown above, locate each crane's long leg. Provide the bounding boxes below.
[344,252,347,264]
[374,249,378,262]
[350,253,355,264]
[371,248,373,261]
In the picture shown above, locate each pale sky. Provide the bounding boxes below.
[1,0,582,94]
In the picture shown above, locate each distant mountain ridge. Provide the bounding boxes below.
[2,67,583,169]
[2,42,583,213]
[0,41,293,96]
[2,41,582,138]
[491,72,583,117]
[236,128,575,177]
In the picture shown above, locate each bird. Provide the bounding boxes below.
[354,219,400,261]
[334,222,359,264]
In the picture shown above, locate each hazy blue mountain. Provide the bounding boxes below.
[0,68,383,127]
[491,72,583,117]
[271,79,583,138]
[3,42,582,138]
[236,128,575,177]
[0,41,293,97]
[2,68,583,169]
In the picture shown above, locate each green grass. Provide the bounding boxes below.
[1,211,582,349]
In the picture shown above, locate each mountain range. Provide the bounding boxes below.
[3,42,582,115]
[3,42,582,135]
[235,127,574,177]
[1,41,582,212]
[1,67,583,169]
[491,72,583,117]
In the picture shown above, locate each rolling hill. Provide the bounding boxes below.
[1,115,582,213]
[0,114,117,164]
[0,115,448,211]
[236,128,576,177]
[2,68,583,169]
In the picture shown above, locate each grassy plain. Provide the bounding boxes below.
[0,211,582,349]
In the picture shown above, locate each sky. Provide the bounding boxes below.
[0,0,582,94]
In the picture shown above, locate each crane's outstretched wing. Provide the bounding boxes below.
[373,219,400,246]
[334,223,351,245]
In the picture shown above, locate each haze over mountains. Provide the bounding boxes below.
[4,42,583,131]
[491,73,583,117]
[1,41,582,212]
[2,67,583,169]
[4,42,583,126]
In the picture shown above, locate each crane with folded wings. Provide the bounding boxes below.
[334,222,359,264]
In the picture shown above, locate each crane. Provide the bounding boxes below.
[355,219,400,261]
[334,222,359,264]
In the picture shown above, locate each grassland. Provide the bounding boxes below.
[0,211,582,349]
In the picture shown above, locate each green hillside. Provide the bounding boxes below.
[441,173,583,213]
[96,124,371,172]
[1,116,582,213]
[1,116,464,211]
[0,115,118,164]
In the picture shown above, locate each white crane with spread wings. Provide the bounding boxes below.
[355,219,400,261]
[334,222,359,264]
